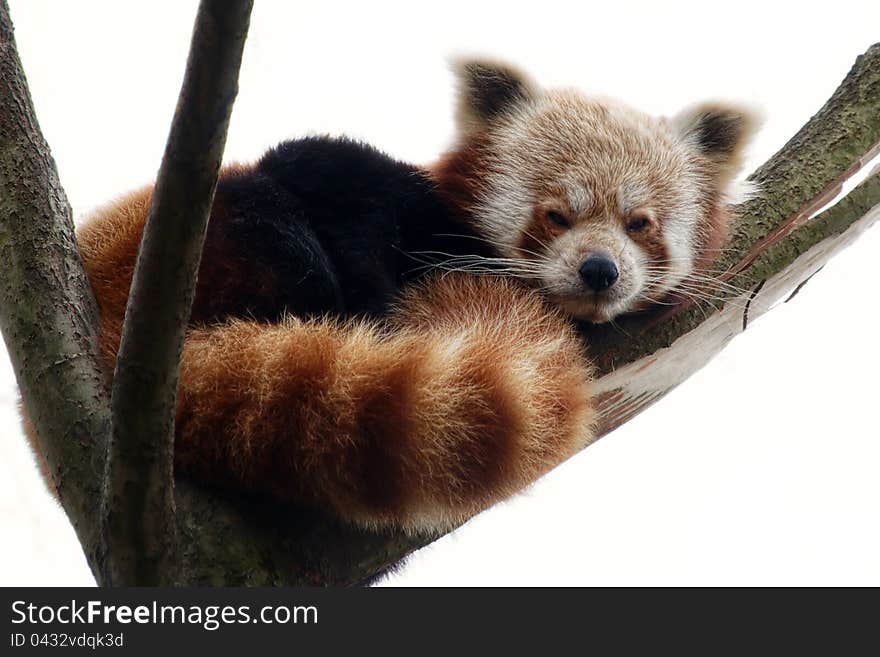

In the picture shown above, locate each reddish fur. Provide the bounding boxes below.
[628,219,669,267]
[23,180,596,533]
[518,206,569,260]
[693,196,733,274]
[428,136,489,223]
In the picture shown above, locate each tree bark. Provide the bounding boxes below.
[0,0,110,578]
[104,0,252,587]
[0,2,876,585]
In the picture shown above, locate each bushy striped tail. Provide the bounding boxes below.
[173,275,595,532]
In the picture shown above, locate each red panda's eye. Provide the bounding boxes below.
[627,217,650,233]
[546,211,570,228]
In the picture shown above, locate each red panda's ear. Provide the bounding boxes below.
[451,57,538,135]
[672,102,761,185]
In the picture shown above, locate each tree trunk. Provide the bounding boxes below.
[0,0,110,578]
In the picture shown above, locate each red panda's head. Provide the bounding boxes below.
[431,59,760,323]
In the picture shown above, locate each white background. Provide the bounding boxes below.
[1,0,878,586]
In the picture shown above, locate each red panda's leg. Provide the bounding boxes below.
[175,274,595,533]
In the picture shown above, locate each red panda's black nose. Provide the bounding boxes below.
[579,255,619,292]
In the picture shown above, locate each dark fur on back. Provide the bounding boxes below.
[193,136,492,324]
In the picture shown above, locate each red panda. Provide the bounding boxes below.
[435,60,758,322]
[26,59,757,533]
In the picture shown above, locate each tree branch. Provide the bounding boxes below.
[0,0,110,577]
[104,0,253,585]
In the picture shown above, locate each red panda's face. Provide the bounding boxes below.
[438,60,759,323]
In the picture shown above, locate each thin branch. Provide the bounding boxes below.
[0,0,110,577]
[104,0,253,585]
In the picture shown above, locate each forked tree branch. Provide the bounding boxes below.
[105,0,253,585]
[0,1,876,585]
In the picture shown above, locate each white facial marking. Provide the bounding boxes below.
[564,178,593,217]
[616,182,651,216]
[661,203,698,290]
[474,173,533,257]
